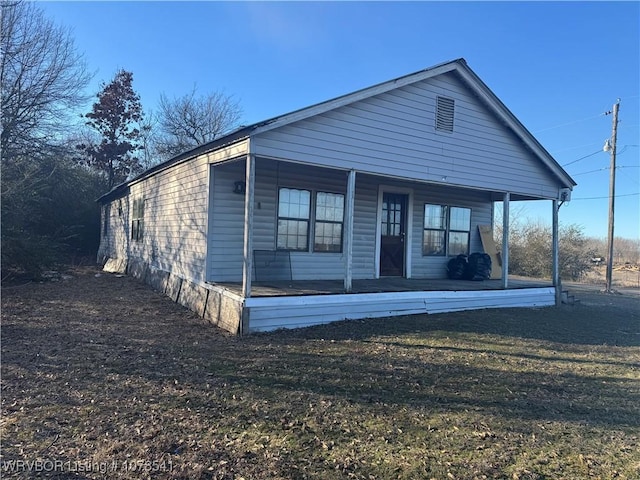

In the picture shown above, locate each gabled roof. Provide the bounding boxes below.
[98,58,575,203]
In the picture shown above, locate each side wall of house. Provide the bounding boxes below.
[207,159,492,283]
[252,71,562,199]
[126,156,210,284]
[98,196,130,263]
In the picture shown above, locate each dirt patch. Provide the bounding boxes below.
[2,266,639,479]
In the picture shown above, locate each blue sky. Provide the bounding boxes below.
[41,1,639,240]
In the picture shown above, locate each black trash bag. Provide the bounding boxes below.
[465,252,492,281]
[447,254,468,280]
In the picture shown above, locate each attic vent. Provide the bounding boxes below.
[436,96,455,132]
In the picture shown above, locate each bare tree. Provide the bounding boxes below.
[0,0,91,161]
[155,86,242,158]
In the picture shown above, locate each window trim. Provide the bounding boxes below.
[131,198,144,242]
[276,187,311,252]
[422,203,471,256]
[313,191,345,253]
[102,204,110,237]
[276,187,346,253]
[447,206,471,256]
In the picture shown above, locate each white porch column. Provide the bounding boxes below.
[242,152,255,299]
[552,199,561,305]
[344,170,356,293]
[501,192,510,289]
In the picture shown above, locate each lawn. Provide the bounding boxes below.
[1,268,639,479]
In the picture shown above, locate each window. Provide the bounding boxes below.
[131,198,144,242]
[276,188,346,253]
[314,192,344,252]
[102,204,110,237]
[448,206,471,256]
[436,96,455,132]
[277,188,310,251]
[423,204,447,255]
[423,204,471,256]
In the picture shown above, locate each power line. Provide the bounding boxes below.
[561,150,603,167]
[571,192,639,201]
[572,165,639,176]
[534,113,606,133]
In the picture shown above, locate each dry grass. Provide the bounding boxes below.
[581,264,640,289]
[1,267,639,479]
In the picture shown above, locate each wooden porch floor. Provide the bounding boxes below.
[215,276,554,298]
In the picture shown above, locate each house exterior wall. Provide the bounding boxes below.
[98,155,210,285]
[207,159,493,283]
[252,71,560,199]
[98,196,130,262]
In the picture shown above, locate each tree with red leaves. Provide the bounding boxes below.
[80,69,145,190]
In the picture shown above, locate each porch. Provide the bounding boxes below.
[218,276,553,297]
[206,277,557,334]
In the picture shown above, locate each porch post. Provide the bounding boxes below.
[552,199,561,305]
[501,192,510,289]
[344,170,356,293]
[242,152,255,299]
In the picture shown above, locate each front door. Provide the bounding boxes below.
[380,192,407,277]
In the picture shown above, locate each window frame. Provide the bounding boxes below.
[422,204,448,256]
[447,206,471,256]
[313,191,345,253]
[102,204,110,238]
[276,187,311,252]
[276,187,346,253]
[131,198,144,242]
[422,203,471,256]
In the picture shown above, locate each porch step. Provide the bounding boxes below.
[561,290,579,305]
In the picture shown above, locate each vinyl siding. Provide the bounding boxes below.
[126,156,209,284]
[207,159,350,282]
[246,288,556,333]
[98,196,129,261]
[252,71,560,199]
[207,160,494,283]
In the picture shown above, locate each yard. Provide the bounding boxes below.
[1,267,639,479]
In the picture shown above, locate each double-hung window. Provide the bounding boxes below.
[277,188,345,253]
[423,204,447,255]
[423,204,471,256]
[131,198,144,242]
[448,207,471,256]
[314,192,344,252]
[277,188,311,251]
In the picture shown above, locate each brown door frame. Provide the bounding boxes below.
[375,185,413,278]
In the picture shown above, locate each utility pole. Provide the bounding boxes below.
[605,100,620,293]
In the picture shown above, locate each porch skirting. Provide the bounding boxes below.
[116,257,555,335]
[244,288,556,333]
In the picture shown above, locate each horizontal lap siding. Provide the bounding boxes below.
[247,288,556,332]
[207,162,245,282]
[252,72,560,198]
[128,156,209,284]
[207,163,495,282]
[208,159,351,282]
[411,185,492,278]
[99,197,129,261]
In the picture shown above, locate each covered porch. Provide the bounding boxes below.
[204,276,557,334]
[219,275,553,297]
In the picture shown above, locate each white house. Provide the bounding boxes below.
[97,58,576,334]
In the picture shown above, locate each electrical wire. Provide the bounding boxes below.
[561,150,603,167]
[572,165,640,176]
[534,113,606,134]
[571,192,639,201]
